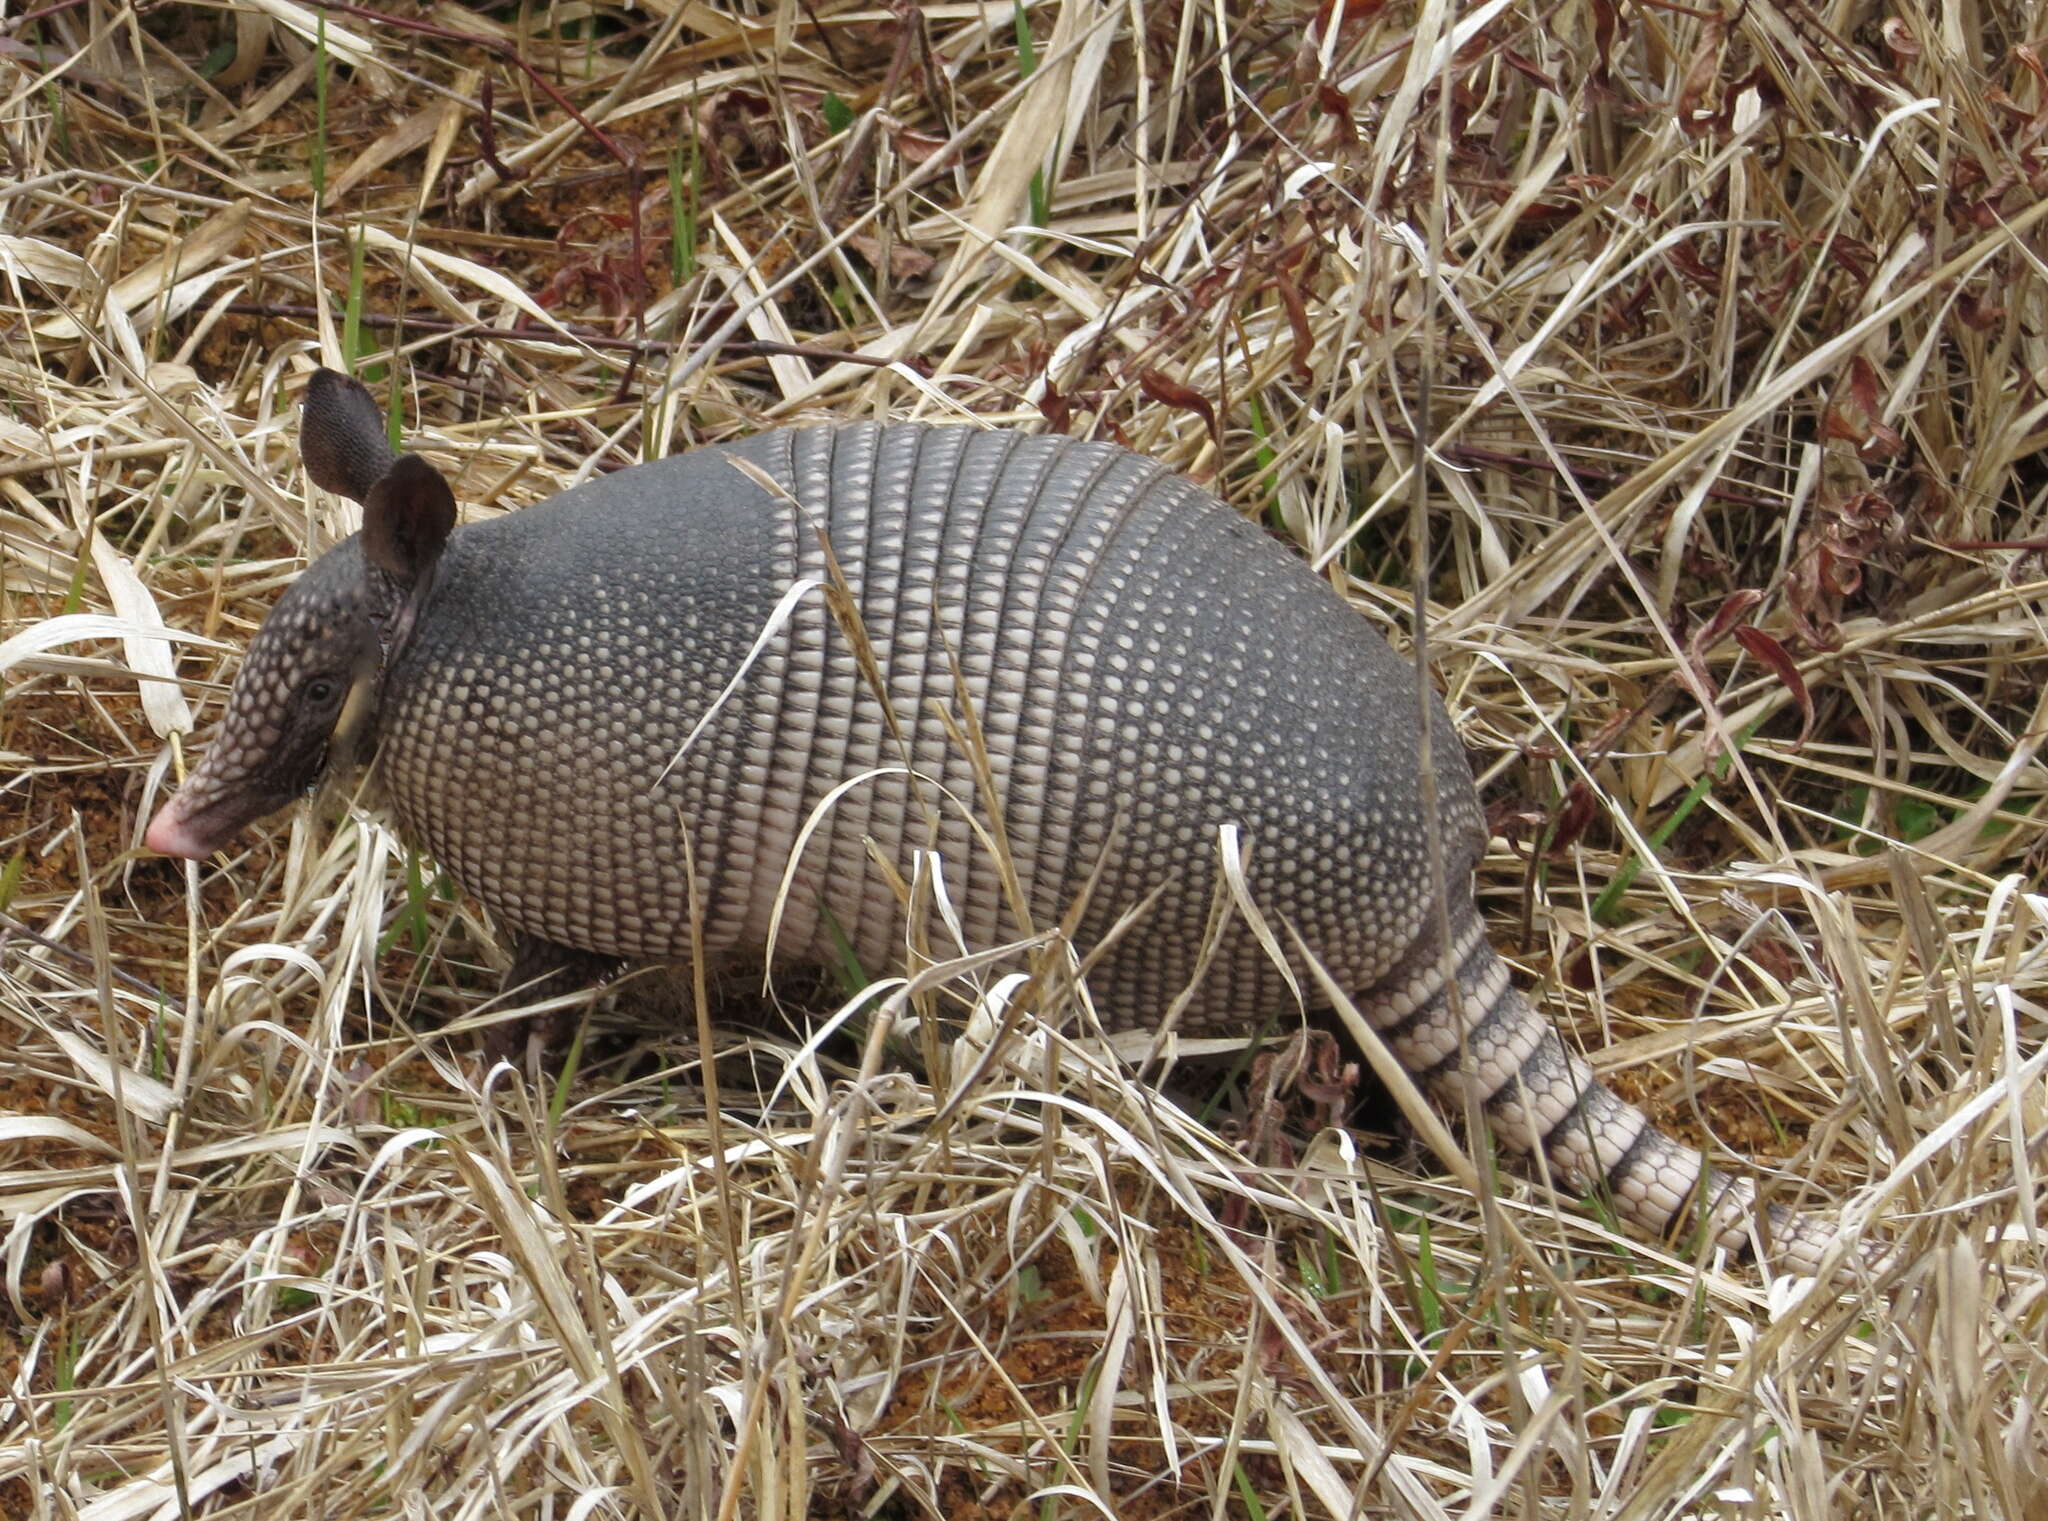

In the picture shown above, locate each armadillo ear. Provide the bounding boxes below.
[362,454,457,590]
[303,368,400,504]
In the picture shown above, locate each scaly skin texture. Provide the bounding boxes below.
[375,427,1471,1015]
[154,393,1858,1276]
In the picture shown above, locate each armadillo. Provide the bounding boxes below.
[146,368,1852,1274]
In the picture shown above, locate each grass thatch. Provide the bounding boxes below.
[4,0,2048,1516]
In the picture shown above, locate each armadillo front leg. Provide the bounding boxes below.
[1365,908,1846,1276]
[485,934,621,1067]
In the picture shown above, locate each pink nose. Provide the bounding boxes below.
[145,798,214,861]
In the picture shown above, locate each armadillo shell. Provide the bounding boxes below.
[376,421,1485,1035]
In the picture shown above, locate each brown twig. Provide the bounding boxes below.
[221,303,909,370]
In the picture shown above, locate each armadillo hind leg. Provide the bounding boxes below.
[1363,905,1847,1277]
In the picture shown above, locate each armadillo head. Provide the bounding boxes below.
[146,370,455,862]
[144,544,391,859]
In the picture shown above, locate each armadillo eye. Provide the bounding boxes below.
[306,677,339,706]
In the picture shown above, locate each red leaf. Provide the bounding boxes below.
[1823,233,1876,283]
[1270,276,1316,379]
[845,232,935,279]
[1847,352,1885,414]
[1734,625,1813,745]
[1038,374,1072,433]
[1689,588,1763,663]
[1499,48,1559,91]
[1138,370,1218,441]
[889,125,948,164]
[2016,44,2048,99]
[1316,0,1387,28]
[1822,354,1903,458]
[1546,781,1600,856]
[1316,83,1358,146]
[1663,241,1721,290]
[1957,289,2007,329]
[1590,0,1621,89]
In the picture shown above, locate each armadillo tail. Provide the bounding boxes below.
[1365,910,1850,1277]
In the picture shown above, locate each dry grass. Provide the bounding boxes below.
[4,0,2048,1516]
